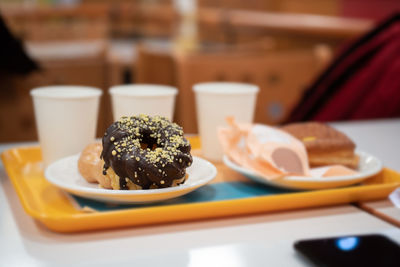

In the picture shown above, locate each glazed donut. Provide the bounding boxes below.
[100,115,193,190]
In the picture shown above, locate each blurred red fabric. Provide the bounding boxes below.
[288,13,400,122]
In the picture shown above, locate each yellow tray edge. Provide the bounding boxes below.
[2,146,400,233]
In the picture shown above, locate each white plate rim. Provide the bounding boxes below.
[45,155,217,196]
[223,150,383,184]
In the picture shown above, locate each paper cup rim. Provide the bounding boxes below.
[193,82,259,95]
[109,84,178,97]
[30,86,102,99]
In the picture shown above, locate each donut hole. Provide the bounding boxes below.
[140,142,158,151]
[140,133,159,151]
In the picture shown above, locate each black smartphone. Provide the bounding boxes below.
[294,234,400,267]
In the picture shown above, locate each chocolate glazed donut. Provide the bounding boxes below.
[101,115,193,190]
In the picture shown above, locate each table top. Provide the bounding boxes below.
[1,118,399,267]
[331,118,400,172]
[359,200,400,227]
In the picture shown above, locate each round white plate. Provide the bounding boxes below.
[223,150,383,190]
[45,155,217,204]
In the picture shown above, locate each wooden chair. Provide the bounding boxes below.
[0,72,45,142]
[106,41,137,86]
[135,41,176,86]
[135,37,275,85]
[174,47,331,133]
[0,41,111,142]
[135,39,277,127]
[34,41,111,138]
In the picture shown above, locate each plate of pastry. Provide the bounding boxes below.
[45,115,217,203]
[219,120,383,190]
[46,154,216,204]
[223,150,382,190]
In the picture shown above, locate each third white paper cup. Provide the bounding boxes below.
[109,84,178,121]
[193,82,259,162]
[30,86,102,167]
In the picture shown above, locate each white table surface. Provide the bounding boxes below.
[1,119,400,267]
[331,118,400,172]
[360,200,400,226]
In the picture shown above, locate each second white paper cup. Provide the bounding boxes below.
[109,84,178,121]
[193,82,259,162]
[31,86,102,167]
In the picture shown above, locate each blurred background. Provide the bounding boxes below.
[0,0,399,142]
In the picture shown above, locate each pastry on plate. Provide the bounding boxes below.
[281,122,359,169]
[78,114,193,190]
[218,117,310,179]
[78,143,111,188]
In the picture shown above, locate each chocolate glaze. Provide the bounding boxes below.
[101,115,192,190]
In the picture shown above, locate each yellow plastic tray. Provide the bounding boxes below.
[2,140,400,233]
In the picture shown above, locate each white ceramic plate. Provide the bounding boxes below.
[45,155,217,204]
[223,150,383,190]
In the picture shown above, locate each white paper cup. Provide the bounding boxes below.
[30,86,102,167]
[193,82,259,161]
[109,84,178,121]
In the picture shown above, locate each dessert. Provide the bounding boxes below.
[281,122,359,169]
[78,115,192,190]
[100,115,192,190]
[218,118,359,182]
[218,117,310,179]
[78,143,112,188]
